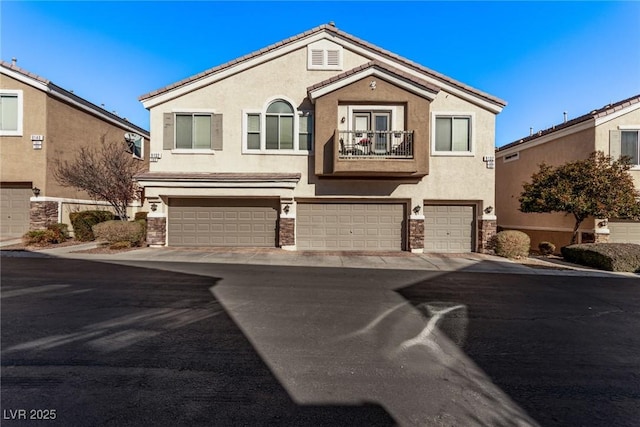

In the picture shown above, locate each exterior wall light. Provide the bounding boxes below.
[412,205,421,214]
[150,202,158,212]
[283,204,290,214]
[32,187,40,197]
[484,206,494,214]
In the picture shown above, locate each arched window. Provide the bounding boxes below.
[266,100,294,150]
[243,98,313,153]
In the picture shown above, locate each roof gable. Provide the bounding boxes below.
[139,24,506,113]
[498,94,640,153]
[307,60,441,101]
[1,60,149,136]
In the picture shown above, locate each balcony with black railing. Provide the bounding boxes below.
[329,129,426,177]
[338,130,414,159]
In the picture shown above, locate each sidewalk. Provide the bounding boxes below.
[3,241,636,277]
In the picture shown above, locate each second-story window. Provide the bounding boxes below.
[243,99,313,154]
[266,101,294,150]
[433,114,474,155]
[176,113,212,149]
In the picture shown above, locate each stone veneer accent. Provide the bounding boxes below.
[408,218,425,251]
[30,201,59,230]
[477,219,497,253]
[279,217,295,247]
[146,216,167,246]
[594,232,610,244]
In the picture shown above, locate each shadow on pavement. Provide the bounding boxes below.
[398,270,640,427]
[1,256,393,426]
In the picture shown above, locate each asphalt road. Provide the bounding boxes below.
[1,254,639,426]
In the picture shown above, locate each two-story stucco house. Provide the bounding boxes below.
[136,24,506,253]
[0,59,150,239]
[495,94,640,249]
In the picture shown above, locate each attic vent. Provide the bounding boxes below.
[311,50,324,66]
[504,152,520,162]
[327,50,340,66]
[307,41,343,70]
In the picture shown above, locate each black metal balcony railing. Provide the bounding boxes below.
[338,130,414,159]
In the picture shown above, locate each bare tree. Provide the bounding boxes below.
[53,138,146,221]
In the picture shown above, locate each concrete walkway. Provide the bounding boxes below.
[2,239,636,278]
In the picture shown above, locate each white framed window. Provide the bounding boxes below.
[243,98,313,154]
[0,90,23,136]
[432,112,475,156]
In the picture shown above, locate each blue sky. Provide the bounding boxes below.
[2,1,639,147]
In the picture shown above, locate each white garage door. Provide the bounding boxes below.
[168,198,278,247]
[424,205,475,253]
[297,203,404,251]
[608,220,640,244]
[1,186,31,238]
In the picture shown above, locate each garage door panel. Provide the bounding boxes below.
[168,199,277,247]
[425,205,475,253]
[608,221,640,244]
[297,203,404,251]
[1,187,31,238]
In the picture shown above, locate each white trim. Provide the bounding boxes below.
[0,89,23,136]
[308,67,438,102]
[2,68,148,136]
[595,102,640,126]
[480,214,497,221]
[431,111,476,156]
[307,39,343,71]
[409,214,425,220]
[617,124,640,130]
[147,212,167,219]
[141,30,502,113]
[241,98,313,155]
[346,105,400,133]
[496,119,593,158]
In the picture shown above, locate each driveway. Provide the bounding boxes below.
[1,253,639,426]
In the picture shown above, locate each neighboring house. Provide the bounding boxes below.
[495,94,640,249]
[0,59,150,238]
[136,23,506,253]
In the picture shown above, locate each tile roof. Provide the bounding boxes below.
[1,60,149,135]
[135,172,302,182]
[139,24,505,108]
[497,94,640,152]
[307,60,441,95]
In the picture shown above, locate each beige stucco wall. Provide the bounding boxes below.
[496,106,640,248]
[495,126,595,235]
[45,95,150,199]
[1,73,150,203]
[594,108,640,188]
[146,44,497,211]
[0,75,48,188]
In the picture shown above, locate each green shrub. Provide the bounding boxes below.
[491,230,531,259]
[69,210,115,241]
[22,223,70,246]
[561,243,640,272]
[538,241,556,256]
[92,220,145,247]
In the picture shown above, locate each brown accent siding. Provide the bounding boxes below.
[314,76,430,177]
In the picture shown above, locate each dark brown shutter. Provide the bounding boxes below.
[212,114,223,150]
[163,113,174,150]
